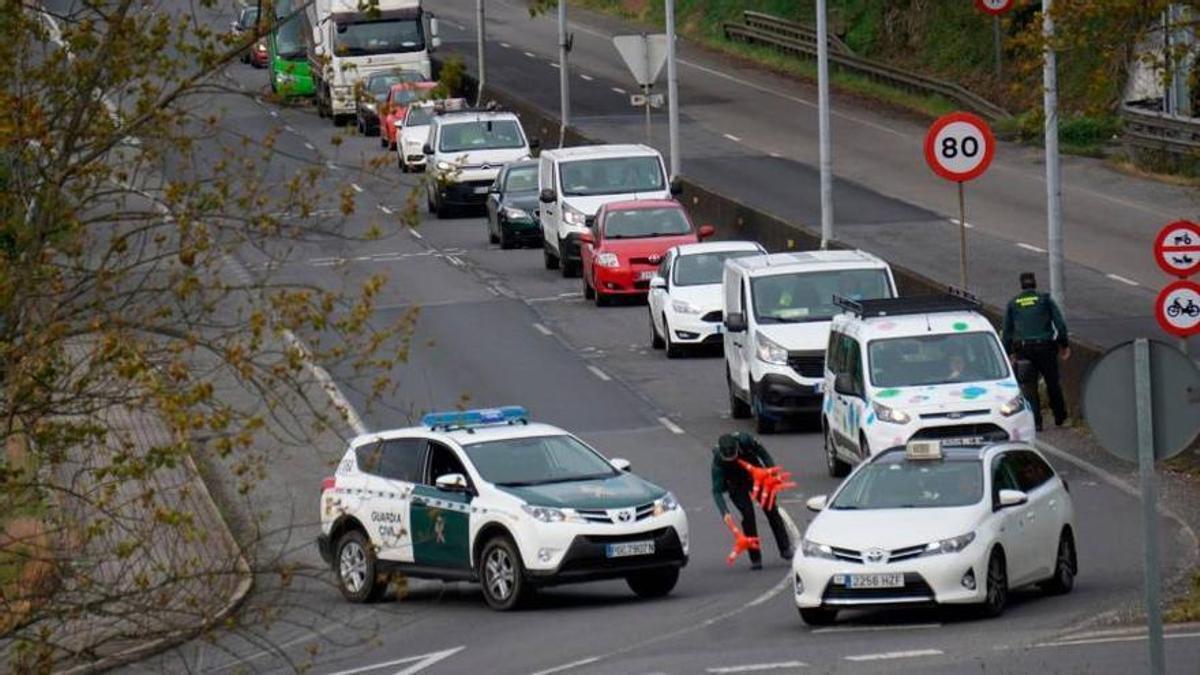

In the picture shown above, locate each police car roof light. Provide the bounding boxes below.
[834,293,980,318]
[905,440,943,461]
[421,406,529,431]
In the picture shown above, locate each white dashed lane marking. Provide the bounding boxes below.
[612,86,627,94]
[532,323,554,336]
[587,365,612,381]
[304,142,316,150]
[350,183,363,193]
[500,42,511,48]
[379,205,393,215]
[1106,273,1139,286]
[843,649,943,662]
[524,51,537,58]
[706,662,807,673]
[580,73,594,81]
[723,133,742,143]
[1017,242,1047,253]
[657,417,685,435]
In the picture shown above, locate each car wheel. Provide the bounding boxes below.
[559,238,577,278]
[500,229,515,250]
[626,567,679,599]
[336,530,387,603]
[543,243,559,270]
[650,311,664,349]
[583,274,595,300]
[479,536,527,611]
[825,426,850,478]
[728,369,751,419]
[664,316,683,358]
[435,195,451,219]
[1041,530,1076,595]
[753,386,776,434]
[980,549,1008,618]
[799,607,837,625]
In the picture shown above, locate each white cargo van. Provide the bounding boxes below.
[722,251,896,434]
[537,145,676,278]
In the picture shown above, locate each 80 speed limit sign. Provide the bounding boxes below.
[924,112,996,183]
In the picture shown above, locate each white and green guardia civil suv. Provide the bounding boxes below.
[317,407,689,610]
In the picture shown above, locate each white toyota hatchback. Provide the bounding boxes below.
[647,241,766,357]
[793,440,1076,625]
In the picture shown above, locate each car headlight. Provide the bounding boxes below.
[652,492,680,516]
[872,401,911,425]
[801,538,837,561]
[755,331,788,365]
[999,394,1026,417]
[671,299,701,315]
[435,160,453,171]
[503,206,531,221]
[921,531,976,556]
[522,505,569,523]
[595,252,620,268]
[562,203,587,227]
[362,101,377,113]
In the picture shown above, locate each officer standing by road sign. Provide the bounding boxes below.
[711,432,793,570]
[1003,271,1070,431]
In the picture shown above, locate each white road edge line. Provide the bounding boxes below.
[657,416,685,435]
[409,228,423,239]
[1035,631,1200,649]
[580,73,594,81]
[843,649,943,662]
[723,133,742,143]
[1106,273,1140,286]
[1016,242,1047,253]
[528,656,600,675]
[532,323,553,336]
[587,365,612,381]
[350,183,363,193]
[707,661,808,673]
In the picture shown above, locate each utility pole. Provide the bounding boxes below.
[476,0,486,105]
[1043,0,1064,310]
[665,0,681,180]
[558,0,571,146]
[816,0,834,249]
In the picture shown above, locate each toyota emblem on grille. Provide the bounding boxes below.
[865,548,886,563]
[616,509,634,523]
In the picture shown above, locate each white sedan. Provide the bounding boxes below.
[648,241,765,357]
[793,440,1077,625]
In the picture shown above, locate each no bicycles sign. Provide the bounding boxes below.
[1155,279,1200,338]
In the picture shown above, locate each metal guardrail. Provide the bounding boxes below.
[1120,106,1200,160]
[742,10,854,56]
[723,13,1011,122]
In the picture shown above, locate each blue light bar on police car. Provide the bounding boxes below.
[421,406,529,430]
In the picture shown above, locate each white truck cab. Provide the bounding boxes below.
[722,250,896,434]
[821,293,1036,477]
[537,144,677,278]
[423,109,535,218]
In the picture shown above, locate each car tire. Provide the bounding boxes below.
[824,426,850,478]
[728,370,752,419]
[753,386,776,434]
[650,311,665,349]
[543,243,559,270]
[664,316,683,358]
[595,286,610,307]
[799,607,837,626]
[626,567,679,599]
[980,549,1008,618]
[399,155,408,173]
[336,530,387,603]
[479,535,527,611]
[435,195,451,219]
[559,238,577,278]
[500,229,516,250]
[1041,530,1076,595]
[583,274,595,300]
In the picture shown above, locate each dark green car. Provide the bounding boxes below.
[485,161,542,250]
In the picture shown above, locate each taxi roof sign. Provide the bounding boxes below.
[905,440,943,461]
[422,406,528,431]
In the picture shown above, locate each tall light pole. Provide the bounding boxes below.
[816,0,834,249]
[664,0,681,179]
[476,0,486,105]
[558,0,571,146]
[1043,0,1064,309]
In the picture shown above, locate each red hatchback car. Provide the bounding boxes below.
[581,200,715,306]
[381,81,437,149]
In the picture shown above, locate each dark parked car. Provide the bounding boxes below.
[356,70,427,136]
[486,161,543,249]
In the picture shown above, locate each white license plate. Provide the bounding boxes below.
[941,435,987,447]
[474,186,490,194]
[638,271,657,281]
[845,573,904,589]
[606,541,655,558]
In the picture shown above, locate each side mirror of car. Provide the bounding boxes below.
[610,458,632,472]
[539,188,557,204]
[669,177,683,196]
[422,143,433,155]
[806,495,828,512]
[834,372,859,397]
[698,224,716,240]
[579,230,594,245]
[429,17,441,49]
[649,276,667,290]
[997,489,1028,510]
[723,312,747,333]
[435,473,469,493]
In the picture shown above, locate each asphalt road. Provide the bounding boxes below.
[430,0,1199,352]
[107,23,1200,675]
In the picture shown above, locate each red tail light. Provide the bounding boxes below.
[321,477,336,493]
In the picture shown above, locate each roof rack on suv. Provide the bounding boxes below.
[834,288,980,318]
[421,406,529,433]
[434,100,502,115]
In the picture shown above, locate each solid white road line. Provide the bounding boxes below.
[409,228,423,239]
[723,133,742,143]
[1016,242,1047,253]
[580,73,595,81]
[379,205,393,215]
[281,328,367,436]
[350,183,363,193]
[707,662,807,673]
[532,323,554,336]
[587,365,612,381]
[844,649,943,662]
[612,86,627,94]
[1106,273,1140,286]
[656,416,685,435]
[811,623,940,635]
[529,656,600,675]
[1035,631,1200,649]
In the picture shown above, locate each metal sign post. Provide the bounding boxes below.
[924,112,996,291]
[1133,338,1165,675]
[664,0,681,179]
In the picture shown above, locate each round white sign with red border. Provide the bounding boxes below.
[924,112,996,183]
[975,0,1014,15]
[1155,279,1200,338]
[1153,219,1200,278]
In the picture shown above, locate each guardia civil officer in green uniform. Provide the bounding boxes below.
[1002,272,1070,431]
[711,432,793,569]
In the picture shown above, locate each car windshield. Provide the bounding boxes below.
[752,269,892,323]
[273,14,305,60]
[405,106,433,126]
[390,85,432,106]
[505,166,538,191]
[464,435,618,486]
[869,332,1010,388]
[239,7,259,28]
[559,156,665,197]
[674,250,759,286]
[368,72,422,95]
[334,17,424,56]
[831,457,984,509]
[438,120,525,152]
[603,208,691,239]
